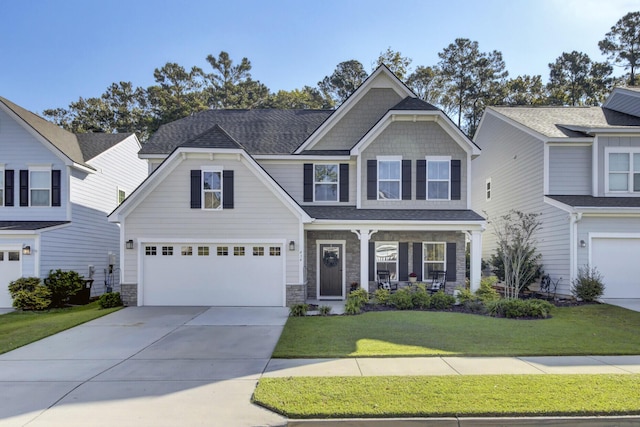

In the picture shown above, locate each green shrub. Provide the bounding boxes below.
[430,291,455,310]
[388,288,414,310]
[348,288,369,307]
[411,284,430,309]
[8,277,51,310]
[571,265,605,302]
[476,276,501,303]
[318,305,332,316]
[463,300,487,315]
[486,298,553,319]
[344,298,361,315]
[455,286,475,305]
[98,292,122,309]
[373,288,390,305]
[45,269,84,308]
[289,303,308,316]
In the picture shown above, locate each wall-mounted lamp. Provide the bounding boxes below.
[22,245,31,255]
[579,240,586,248]
[289,240,296,251]
[126,239,134,250]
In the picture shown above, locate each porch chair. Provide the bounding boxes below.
[377,270,397,292]
[428,270,447,294]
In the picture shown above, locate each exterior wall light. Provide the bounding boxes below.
[289,241,295,251]
[579,240,586,248]
[22,245,31,255]
[126,239,134,250]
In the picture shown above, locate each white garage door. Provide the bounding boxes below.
[142,243,284,306]
[0,249,22,308]
[591,237,640,299]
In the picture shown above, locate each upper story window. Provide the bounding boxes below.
[0,168,4,206]
[377,157,401,200]
[118,188,126,205]
[314,164,338,201]
[426,157,450,200]
[375,241,398,281]
[203,169,222,209]
[485,178,492,201]
[191,168,234,210]
[30,168,51,207]
[607,150,640,193]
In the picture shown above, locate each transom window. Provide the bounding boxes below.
[30,169,51,207]
[377,157,401,200]
[375,241,398,281]
[202,169,222,209]
[423,242,446,278]
[426,157,450,200]
[608,150,640,193]
[314,164,338,201]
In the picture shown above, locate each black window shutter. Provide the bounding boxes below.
[416,160,426,200]
[223,170,234,209]
[368,241,375,280]
[446,242,457,281]
[303,164,313,202]
[451,160,461,200]
[367,160,377,200]
[4,170,14,206]
[190,170,201,209]
[339,163,349,202]
[412,242,423,281]
[19,170,28,206]
[398,242,408,281]
[51,170,61,207]
[402,160,411,200]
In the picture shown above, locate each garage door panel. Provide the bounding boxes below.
[142,244,284,306]
[592,238,640,299]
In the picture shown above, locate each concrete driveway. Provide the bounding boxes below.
[0,306,289,427]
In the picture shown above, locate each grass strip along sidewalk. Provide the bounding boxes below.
[0,301,121,354]
[254,374,640,418]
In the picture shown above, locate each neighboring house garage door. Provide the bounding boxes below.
[591,237,640,299]
[0,249,22,308]
[141,243,284,306]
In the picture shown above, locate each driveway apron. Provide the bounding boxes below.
[0,306,289,427]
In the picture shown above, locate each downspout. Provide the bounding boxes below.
[569,212,583,285]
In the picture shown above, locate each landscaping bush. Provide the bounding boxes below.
[348,288,369,307]
[344,298,361,315]
[463,299,488,315]
[98,292,122,309]
[45,269,84,308]
[455,286,475,305]
[430,291,455,310]
[318,305,332,316]
[571,265,605,302]
[486,298,553,319]
[411,284,430,309]
[476,276,501,303]
[8,277,51,310]
[289,303,308,317]
[373,288,390,305]
[388,287,414,310]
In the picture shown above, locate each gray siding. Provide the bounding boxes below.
[361,121,467,209]
[548,145,591,195]
[596,136,640,196]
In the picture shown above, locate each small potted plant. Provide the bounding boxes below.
[409,272,417,283]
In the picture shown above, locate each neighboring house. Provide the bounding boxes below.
[109,66,485,307]
[0,97,148,307]
[472,87,640,299]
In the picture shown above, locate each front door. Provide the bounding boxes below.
[319,243,343,299]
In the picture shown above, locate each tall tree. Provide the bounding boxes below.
[205,51,270,109]
[374,47,412,80]
[599,11,640,86]
[318,60,369,105]
[102,82,150,136]
[266,86,334,109]
[406,66,454,114]
[547,51,612,106]
[501,75,547,106]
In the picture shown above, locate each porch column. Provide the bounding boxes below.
[351,229,377,293]
[469,230,482,292]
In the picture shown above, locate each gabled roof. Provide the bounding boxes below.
[391,97,439,111]
[139,109,332,156]
[180,124,244,150]
[603,86,640,117]
[0,96,134,167]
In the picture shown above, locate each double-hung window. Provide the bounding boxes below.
[30,168,51,207]
[607,149,640,193]
[423,242,446,278]
[377,157,401,200]
[314,164,338,201]
[202,168,222,209]
[426,157,450,200]
[375,241,398,280]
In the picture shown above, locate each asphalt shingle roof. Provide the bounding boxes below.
[302,206,485,222]
[548,195,640,208]
[140,109,334,155]
[391,97,439,111]
[180,125,244,150]
[0,221,70,231]
[76,133,134,161]
[489,106,640,138]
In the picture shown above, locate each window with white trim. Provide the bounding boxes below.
[375,241,398,281]
[485,178,491,201]
[314,164,338,201]
[426,157,450,200]
[118,188,126,205]
[202,168,222,209]
[30,167,51,207]
[607,149,640,193]
[377,157,401,200]
[0,168,4,206]
[423,242,446,278]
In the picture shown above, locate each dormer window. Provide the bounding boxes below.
[314,164,338,201]
[607,150,640,193]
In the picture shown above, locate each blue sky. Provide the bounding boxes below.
[1,0,638,114]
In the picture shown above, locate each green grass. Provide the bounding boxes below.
[274,304,640,357]
[254,374,640,418]
[0,301,121,354]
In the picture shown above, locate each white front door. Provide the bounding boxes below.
[0,249,22,308]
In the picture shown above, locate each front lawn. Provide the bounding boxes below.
[274,304,640,357]
[254,374,640,418]
[0,301,121,354]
